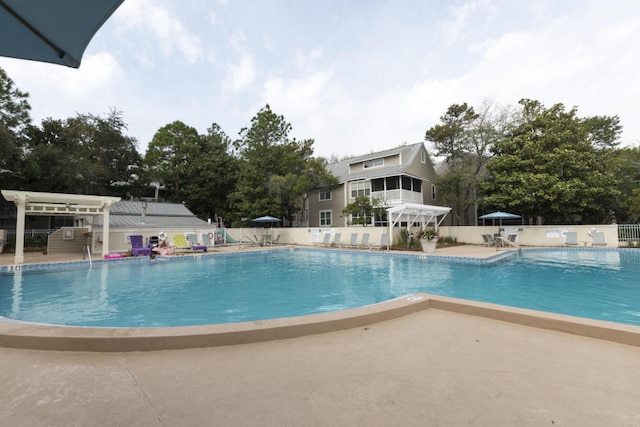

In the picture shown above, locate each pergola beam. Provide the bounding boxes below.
[1,190,120,264]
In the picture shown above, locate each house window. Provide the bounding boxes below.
[371,178,384,192]
[431,184,437,200]
[385,176,399,190]
[319,191,331,201]
[320,210,332,226]
[363,158,384,169]
[413,178,422,193]
[350,181,371,198]
[402,176,412,191]
[421,150,427,164]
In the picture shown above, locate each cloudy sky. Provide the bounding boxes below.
[1,0,639,158]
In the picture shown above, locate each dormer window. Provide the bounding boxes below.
[363,158,384,169]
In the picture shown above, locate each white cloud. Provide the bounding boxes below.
[114,0,203,64]
[222,55,256,92]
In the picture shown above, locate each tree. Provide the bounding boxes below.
[425,102,478,168]
[230,105,335,225]
[0,67,32,190]
[342,196,385,226]
[181,123,240,221]
[609,146,640,222]
[426,100,512,224]
[0,67,31,132]
[18,111,142,195]
[481,99,621,223]
[144,121,202,203]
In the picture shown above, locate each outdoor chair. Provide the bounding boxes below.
[481,234,496,247]
[330,233,342,247]
[359,233,371,249]
[347,233,358,248]
[174,234,207,252]
[130,235,151,256]
[592,232,607,246]
[320,233,331,246]
[565,232,579,246]
[373,233,389,250]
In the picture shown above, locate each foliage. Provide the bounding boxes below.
[341,196,385,226]
[0,67,32,189]
[398,228,410,246]
[0,67,31,132]
[425,102,478,168]
[481,99,621,223]
[437,235,457,244]
[17,111,142,196]
[426,100,513,225]
[230,105,336,225]
[418,228,439,241]
[608,146,640,222]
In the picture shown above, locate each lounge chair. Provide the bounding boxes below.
[359,233,371,249]
[347,233,358,248]
[319,233,331,247]
[201,233,215,248]
[174,234,207,252]
[272,234,281,245]
[130,235,151,256]
[481,234,496,247]
[330,233,341,247]
[565,231,579,246]
[373,233,389,250]
[592,232,607,246]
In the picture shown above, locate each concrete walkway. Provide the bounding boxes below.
[2,245,640,425]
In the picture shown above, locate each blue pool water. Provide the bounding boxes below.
[1,249,639,328]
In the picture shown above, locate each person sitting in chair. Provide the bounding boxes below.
[153,240,175,256]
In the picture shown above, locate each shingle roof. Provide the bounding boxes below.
[327,142,425,183]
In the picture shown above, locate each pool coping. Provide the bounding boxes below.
[1,293,640,352]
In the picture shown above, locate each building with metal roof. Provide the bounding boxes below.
[308,142,448,227]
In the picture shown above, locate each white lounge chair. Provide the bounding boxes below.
[319,233,331,247]
[330,233,341,247]
[372,233,389,250]
[592,232,607,246]
[565,231,579,246]
[359,233,370,249]
[347,233,358,248]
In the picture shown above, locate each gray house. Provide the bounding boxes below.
[308,143,444,227]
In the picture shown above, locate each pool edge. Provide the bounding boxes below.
[2,293,640,352]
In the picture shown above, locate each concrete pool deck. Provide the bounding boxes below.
[1,245,640,425]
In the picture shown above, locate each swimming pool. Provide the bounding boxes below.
[1,248,639,327]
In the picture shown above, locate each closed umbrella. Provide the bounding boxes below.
[0,0,124,68]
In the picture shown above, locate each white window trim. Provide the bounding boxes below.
[319,210,332,226]
[363,158,384,169]
[319,191,331,201]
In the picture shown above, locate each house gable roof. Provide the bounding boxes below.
[327,142,427,184]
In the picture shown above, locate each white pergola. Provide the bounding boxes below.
[1,190,120,264]
[387,203,452,244]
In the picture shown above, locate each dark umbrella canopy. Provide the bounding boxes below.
[0,0,124,68]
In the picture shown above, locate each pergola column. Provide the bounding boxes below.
[14,194,26,264]
[101,204,111,257]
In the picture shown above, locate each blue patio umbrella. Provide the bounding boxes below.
[0,0,124,68]
[479,211,521,226]
[252,216,281,244]
[252,216,282,223]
